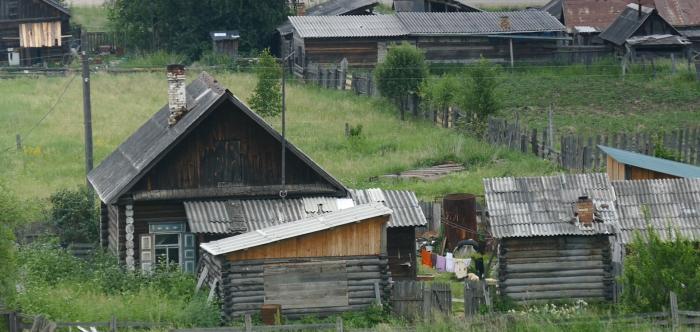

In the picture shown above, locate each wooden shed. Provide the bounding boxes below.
[484,173,618,302]
[88,70,348,273]
[288,11,567,73]
[199,203,392,320]
[599,145,700,180]
[210,31,239,58]
[350,188,428,280]
[0,0,71,66]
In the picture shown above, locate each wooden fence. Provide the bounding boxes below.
[391,281,452,320]
[486,116,700,171]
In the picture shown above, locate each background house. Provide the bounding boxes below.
[88,69,348,273]
[199,203,393,320]
[600,145,700,180]
[484,173,618,302]
[0,0,70,66]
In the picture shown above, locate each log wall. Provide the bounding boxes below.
[498,235,613,302]
[219,255,390,321]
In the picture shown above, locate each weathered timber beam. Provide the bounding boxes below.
[501,249,607,259]
[501,275,607,286]
[505,261,604,273]
[506,289,606,300]
[503,282,605,293]
[132,184,341,201]
[499,269,609,280]
[501,255,605,264]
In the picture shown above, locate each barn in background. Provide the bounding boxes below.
[0,0,71,66]
[484,173,618,302]
[199,203,392,320]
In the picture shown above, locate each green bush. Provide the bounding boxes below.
[375,43,429,120]
[249,49,282,117]
[459,58,502,132]
[621,226,700,312]
[48,188,98,245]
[0,182,27,299]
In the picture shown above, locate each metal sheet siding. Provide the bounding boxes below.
[289,15,408,38]
[200,203,392,256]
[396,11,565,34]
[350,189,427,227]
[612,178,700,244]
[484,173,618,238]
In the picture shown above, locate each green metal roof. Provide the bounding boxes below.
[598,145,700,178]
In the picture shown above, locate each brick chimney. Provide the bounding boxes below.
[500,16,511,31]
[576,196,594,227]
[167,64,187,126]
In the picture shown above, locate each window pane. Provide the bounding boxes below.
[155,248,167,265]
[168,247,180,264]
[156,234,179,245]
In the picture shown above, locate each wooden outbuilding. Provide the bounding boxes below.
[393,0,482,13]
[484,173,618,302]
[350,188,428,280]
[88,69,348,273]
[600,145,700,180]
[0,0,71,66]
[210,31,239,58]
[288,11,567,73]
[199,203,392,320]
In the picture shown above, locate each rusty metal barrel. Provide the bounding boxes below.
[442,193,478,251]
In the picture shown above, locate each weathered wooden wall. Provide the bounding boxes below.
[416,36,559,64]
[132,102,339,194]
[225,216,387,261]
[106,204,126,261]
[387,226,417,280]
[498,235,613,302]
[219,255,390,320]
[303,39,380,67]
[606,156,678,180]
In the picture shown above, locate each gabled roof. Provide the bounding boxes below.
[200,203,392,256]
[612,178,700,244]
[277,0,378,35]
[88,72,347,204]
[289,11,565,39]
[42,0,70,16]
[350,188,427,227]
[599,4,681,46]
[652,0,700,28]
[561,0,655,32]
[542,0,563,21]
[599,145,700,178]
[484,173,618,239]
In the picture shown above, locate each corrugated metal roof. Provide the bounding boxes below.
[561,0,656,32]
[599,145,700,179]
[183,196,348,234]
[277,0,379,35]
[484,173,618,238]
[626,34,691,46]
[289,15,408,38]
[612,178,700,244]
[598,4,679,46]
[350,188,427,227]
[653,0,700,27]
[396,11,565,35]
[200,203,393,256]
[210,31,240,41]
[87,72,347,204]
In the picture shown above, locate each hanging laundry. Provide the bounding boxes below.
[454,258,471,279]
[445,252,455,272]
[436,255,446,272]
[420,248,433,267]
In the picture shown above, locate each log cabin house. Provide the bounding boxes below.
[599,145,700,180]
[0,0,70,66]
[288,11,567,73]
[88,67,349,273]
[199,203,393,320]
[484,173,618,302]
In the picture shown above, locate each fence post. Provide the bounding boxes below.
[8,311,17,332]
[422,286,432,320]
[531,129,538,156]
[244,314,252,332]
[336,317,344,332]
[15,134,22,151]
[670,291,679,330]
[110,315,117,332]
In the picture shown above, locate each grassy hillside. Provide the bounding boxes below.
[0,71,553,200]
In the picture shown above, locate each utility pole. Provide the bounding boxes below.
[81,51,94,205]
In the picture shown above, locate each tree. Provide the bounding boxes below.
[48,188,98,245]
[249,49,282,117]
[459,58,501,133]
[420,74,459,127]
[375,43,428,120]
[108,0,288,59]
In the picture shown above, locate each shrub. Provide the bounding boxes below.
[375,43,428,120]
[420,74,459,125]
[621,226,700,312]
[459,58,502,133]
[48,188,98,245]
[249,49,282,117]
[0,182,27,299]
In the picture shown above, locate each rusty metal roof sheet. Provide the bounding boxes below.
[484,173,618,239]
[612,178,700,244]
[350,188,427,227]
[396,11,565,35]
[562,0,655,32]
[87,72,347,204]
[653,0,700,27]
[183,196,350,234]
[200,203,392,256]
[289,15,408,38]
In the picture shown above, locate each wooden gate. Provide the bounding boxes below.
[391,281,452,320]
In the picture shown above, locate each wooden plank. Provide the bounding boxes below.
[503,281,604,293]
[505,261,604,273]
[501,275,606,286]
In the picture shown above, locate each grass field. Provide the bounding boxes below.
[0,71,553,200]
[69,5,110,31]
